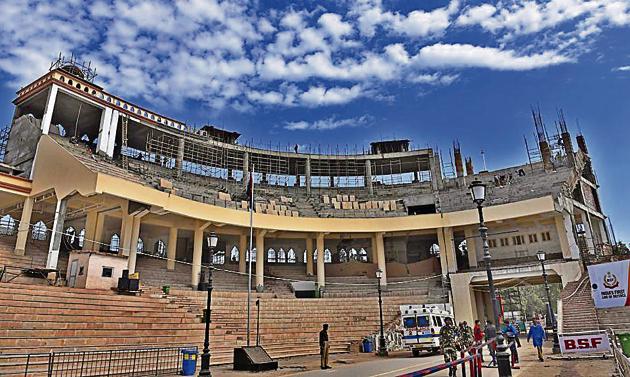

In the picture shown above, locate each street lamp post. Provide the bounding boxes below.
[536,250,561,354]
[376,269,388,356]
[199,232,218,376]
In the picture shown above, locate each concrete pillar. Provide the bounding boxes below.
[464,227,478,268]
[191,226,204,288]
[555,214,580,259]
[365,160,373,195]
[256,230,266,291]
[46,197,69,270]
[105,109,119,157]
[375,232,387,287]
[93,213,105,252]
[437,227,457,273]
[40,85,59,135]
[243,152,250,189]
[82,210,98,251]
[238,233,247,273]
[305,237,314,276]
[316,233,325,288]
[14,197,34,256]
[450,273,475,324]
[120,213,133,256]
[305,157,312,196]
[175,137,185,177]
[127,216,142,273]
[167,227,178,270]
[371,235,378,264]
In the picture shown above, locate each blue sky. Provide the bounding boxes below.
[0,0,629,241]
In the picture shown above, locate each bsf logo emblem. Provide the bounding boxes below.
[603,272,619,289]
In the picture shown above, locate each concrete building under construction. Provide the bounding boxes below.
[0,58,614,366]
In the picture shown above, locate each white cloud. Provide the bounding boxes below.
[613,65,630,71]
[408,73,459,85]
[300,84,364,106]
[284,115,371,131]
[413,43,572,71]
[318,13,353,38]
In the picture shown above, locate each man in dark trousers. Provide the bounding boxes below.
[319,324,331,369]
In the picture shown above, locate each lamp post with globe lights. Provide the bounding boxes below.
[199,232,218,376]
[536,250,561,354]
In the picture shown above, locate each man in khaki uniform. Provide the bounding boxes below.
[319,323,331,369]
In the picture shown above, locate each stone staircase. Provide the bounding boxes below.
[560,275,600,333]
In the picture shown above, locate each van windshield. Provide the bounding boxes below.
[403,317,417,328]
[417,316,430,327]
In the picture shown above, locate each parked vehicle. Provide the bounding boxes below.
[399,304,453,356]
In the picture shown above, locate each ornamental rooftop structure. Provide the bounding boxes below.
[0,60,613,324]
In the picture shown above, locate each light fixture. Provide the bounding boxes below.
[469,180,486,205]
[207,232,218,248]
[376,268,383,280]
[536,250,546,262]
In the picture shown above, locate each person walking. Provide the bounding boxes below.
[527,319,547,362]
[439,317,460,377]
[319,324,331,369]
[484,320,497,367]
[503,320,520,363]
[473,320,485,362]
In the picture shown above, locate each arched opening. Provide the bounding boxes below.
[137,238,144,253]
[349,248,358,261]
[230,246,239,262]
[324,249,332,263]
[458,240,468,256]
[287,248,296,263]
[213,250,225,264]
[32,221,48,241]
[78,228,85,247]
[246,248,257,262]
[64,226,76,244]
[338,248,348,263]
[358,248,368,262]
[155,240,166,257]
[429,243,440,257]
[277,248,286,263]
[109,234,120,253]
[0,214,16,235]
[267,248,276,263]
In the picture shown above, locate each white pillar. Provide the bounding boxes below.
[191,227,204,288]
[127,216,142,274]
[316,233,325,288]
[375,232,387,287]
[305,238,314,276]
[105,109,119,157]
[14,197,34,256]
[438,227,457,273]
[40,85,59,135]
[46,197,69,270]
[256,230,266,291]
[167,227,178,270]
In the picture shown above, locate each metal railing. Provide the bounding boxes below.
[609,328,630,376]
[0,346,197,377]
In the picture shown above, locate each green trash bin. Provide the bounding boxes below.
[618,333,630,357]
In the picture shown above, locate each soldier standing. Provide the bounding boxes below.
[319,324,331,369]
[440,317,460,377]
[459,321,474,353]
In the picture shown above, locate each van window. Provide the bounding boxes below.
[403,317,417,328]
[417,316,430,327]
[434,316,443,327]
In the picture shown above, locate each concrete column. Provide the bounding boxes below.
[175,138,185,177]
[305,237,314,276]
[46,197,69,270]
[14,197,34,256]
[105,109,119,157]
[127,216,142,274]
[316,233,325,288]
[243,152,250,189]
[450,273,476,324]
[191,226,204,288]
[40,85,59,135]
[96,107,113,155]
[238,233,247,273]
[375,232,387,287]
[167,227,178,270]
[464,227,478,268]
[82,210,97,251]
[437,227,457,274]
[305,157,311,196]
[371,235,378,264]
[92,213,105,252]
[365,160,373,195]
[555,214,579,259]
[119,213,133,256]
[256,230,266,291]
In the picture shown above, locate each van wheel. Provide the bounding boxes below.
[412,350,420,357]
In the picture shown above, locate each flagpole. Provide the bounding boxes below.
[246,164,255,347]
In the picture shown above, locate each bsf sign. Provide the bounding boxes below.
[558,332,610,354]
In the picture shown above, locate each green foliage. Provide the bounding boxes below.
[613,241,630,255]
[501,284,561,320]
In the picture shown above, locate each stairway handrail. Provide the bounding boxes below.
[563,275,590,303]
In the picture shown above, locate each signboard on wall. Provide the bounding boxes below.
[587,260,630,309]
[558,331,611,354]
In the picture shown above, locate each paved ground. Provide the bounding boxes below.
[196,340,618,377]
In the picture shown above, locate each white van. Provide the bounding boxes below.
[399,304,453,356]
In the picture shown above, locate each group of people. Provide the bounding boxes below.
[439,317,548,376]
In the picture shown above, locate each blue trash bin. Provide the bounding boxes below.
[181,349,198,376]
[362,339,373,353]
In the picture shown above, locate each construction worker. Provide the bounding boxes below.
[319,323,331,369]
[527,318,547,362]
[440,317,460,377]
